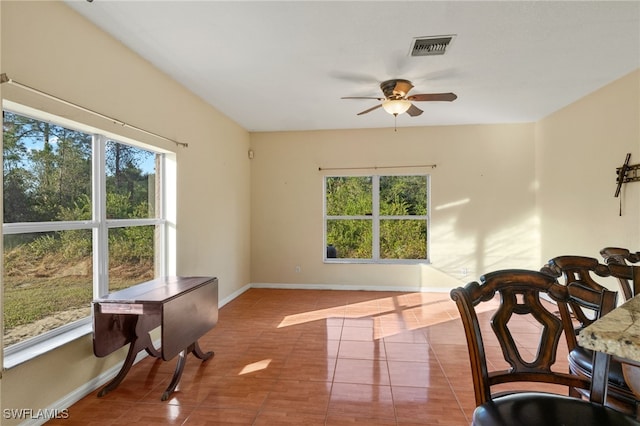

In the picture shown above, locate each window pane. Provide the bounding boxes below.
[106,140,157,219]
[326,219,372,258]
[326,176,372,216]
[3,230,93,348]
[108,225,156,293]
[3,111,92,223]
[380,219,427,259]
[380,175,427,216]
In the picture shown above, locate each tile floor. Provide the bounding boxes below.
[46,288,568,425]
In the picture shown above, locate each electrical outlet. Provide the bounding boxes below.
[295,265,301,273]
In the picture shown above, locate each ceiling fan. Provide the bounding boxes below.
[342,79,457,117]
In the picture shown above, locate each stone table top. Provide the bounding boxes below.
[578,295,640,363]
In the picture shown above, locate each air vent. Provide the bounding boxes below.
[410,35,455,57]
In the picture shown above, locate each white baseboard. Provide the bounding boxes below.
[250,282,453,293]
[219,282,251,307]
[19,349,152,426]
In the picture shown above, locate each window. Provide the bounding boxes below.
[2,106,169,354]
[324,175,429,263]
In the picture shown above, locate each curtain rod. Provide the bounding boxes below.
[0,73,188,148]
[318,164,436,171]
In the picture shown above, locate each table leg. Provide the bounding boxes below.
[97,316,159,397]
[160,341,214,401]
[191,341,214,361]
[145,343,161,358]
[98,337,144,397]
[161,349,187,401]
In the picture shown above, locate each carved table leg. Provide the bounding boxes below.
[97,337,139,397]
[191,341,214,361]
[145,342,161,358]
[160,341,214,401]
[97,316,159,397]
[161,349,187,401]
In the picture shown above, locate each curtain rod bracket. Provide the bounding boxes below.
[0,73,188,148]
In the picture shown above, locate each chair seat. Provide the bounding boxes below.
[570,347,629,388]
[473,392,640,426]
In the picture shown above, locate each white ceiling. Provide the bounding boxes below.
[64,1,640,132]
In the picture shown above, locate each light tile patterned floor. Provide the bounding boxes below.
[46,288,566,425]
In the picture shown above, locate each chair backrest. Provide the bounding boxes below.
[600,247,640,300]
[450,269,617,407]
[541,255,609,290]
[541,256,619,335]
[600,247,640,266]
[543,254,639,303]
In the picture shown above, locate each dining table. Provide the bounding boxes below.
[578,294,640,404]
[92,276,218,400]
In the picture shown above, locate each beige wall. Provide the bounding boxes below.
[1,0,639,422]
[249,70,640,291]
[250,123,539,290]
[536,70,640,262]
[1,1,251,423]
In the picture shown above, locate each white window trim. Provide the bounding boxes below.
[2,103,175,368]
[323,174,431,264]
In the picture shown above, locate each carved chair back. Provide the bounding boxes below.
[450,269,617,407]
[542,255,640,416]
[542,255,630,329]
[600,247,640,300]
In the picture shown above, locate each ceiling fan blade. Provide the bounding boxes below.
[406,104,423,117]
[408,92,457,102]
[341,96,384,100]
[357,104,383,115]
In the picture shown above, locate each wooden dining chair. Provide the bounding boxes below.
[543,255,640,417]
[450,269,639,426]
[600,247,640,266]
[600,248,640,408]
[600,247,640,300]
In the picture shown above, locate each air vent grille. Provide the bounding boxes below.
[411,35,455,57]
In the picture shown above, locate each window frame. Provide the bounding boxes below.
[2,102,172,368]
[323,174,431,264]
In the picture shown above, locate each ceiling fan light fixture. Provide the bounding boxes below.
[382,99,411,115]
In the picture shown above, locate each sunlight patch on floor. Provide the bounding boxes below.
[276,293,473,341]
[239,359,272,375]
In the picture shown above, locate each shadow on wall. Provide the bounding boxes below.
[430,194,541,281]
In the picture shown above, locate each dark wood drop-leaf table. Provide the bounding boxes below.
[92,276,218,400]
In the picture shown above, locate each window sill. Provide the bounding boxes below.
[3,322,93,370]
